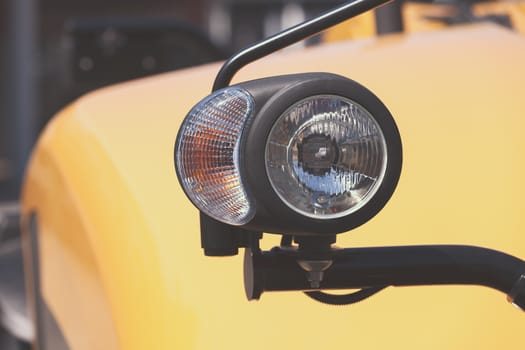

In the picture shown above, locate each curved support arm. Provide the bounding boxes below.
[212,0,393,92]
[244,245,525,310]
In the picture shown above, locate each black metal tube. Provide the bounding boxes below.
[245,245,525,303]
[212,0,393,92]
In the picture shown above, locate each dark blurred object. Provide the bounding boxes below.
[66,18,226,92]
[0,0,220,201]
[0,203,21,244]
[0,238,31,347]
[0,203,30,349]
[0,0,38,202]
[424,2,512,28]
[375,0,404,34]
[211,1,344,51]
[51,17,226,122]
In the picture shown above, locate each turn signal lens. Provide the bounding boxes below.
[176,87,255,225]
[265,95,387,219]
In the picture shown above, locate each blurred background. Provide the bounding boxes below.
[2,0,523,204]
[0,0,362,204]
[1,1,524,349]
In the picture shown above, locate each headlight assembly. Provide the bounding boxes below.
[175,72,402,236]
[171,0,525,311]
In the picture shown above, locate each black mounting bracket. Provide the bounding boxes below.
[244,242,525,311]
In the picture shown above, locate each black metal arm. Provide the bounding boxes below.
[212,0,393,92]
[244,244,525,310]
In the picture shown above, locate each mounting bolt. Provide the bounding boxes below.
[297,260,333,289]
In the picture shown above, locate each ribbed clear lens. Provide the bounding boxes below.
[266,95,387,219]
[176,87,255,225]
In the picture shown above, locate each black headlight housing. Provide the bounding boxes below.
[175,72,402,236]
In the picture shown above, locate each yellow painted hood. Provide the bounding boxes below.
[23,24,525,349]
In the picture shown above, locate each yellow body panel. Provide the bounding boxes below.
[324,1,525,41]
[23,24,525,349]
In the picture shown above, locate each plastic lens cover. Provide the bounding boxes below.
[265,95,387,219]
[176,87,255,225]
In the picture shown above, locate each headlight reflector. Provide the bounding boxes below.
[265,95,387,219]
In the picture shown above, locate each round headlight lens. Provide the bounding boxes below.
[265,95,387,219]
[176,87,255,225]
